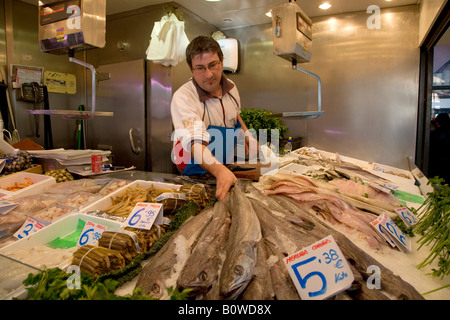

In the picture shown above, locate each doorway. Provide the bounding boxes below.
[416,2,450,184]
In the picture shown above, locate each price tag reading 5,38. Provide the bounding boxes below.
[124,202,163,230]
[284,235,354,300]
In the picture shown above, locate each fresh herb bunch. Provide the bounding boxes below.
[413,177,450,279]
[240,108,288,142]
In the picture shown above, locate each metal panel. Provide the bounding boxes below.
[146,61,173,174]
[86,59,147,170]
[306,6,420,169]
[226,6,420,170]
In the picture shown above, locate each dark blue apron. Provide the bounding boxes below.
[182,109,241,176]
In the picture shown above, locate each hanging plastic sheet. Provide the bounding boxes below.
[146,13,190,67]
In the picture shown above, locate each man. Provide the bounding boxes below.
[171,36,257,200]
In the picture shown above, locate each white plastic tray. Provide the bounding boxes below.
[0,172,56,200]
[0,213,122,269]
[81,180,181,214]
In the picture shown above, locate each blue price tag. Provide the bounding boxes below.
[284,235,354,300]
[124,202,163,230]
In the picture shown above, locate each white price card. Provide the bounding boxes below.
[369,183,392,194]
[371,213,411,253]
[394,207,418,228]
[0,198,19,215]
[284,235,354,300]
[124,202,163,230]
[13,217,50,239]
[77,220,107,246]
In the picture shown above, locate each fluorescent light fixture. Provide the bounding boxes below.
[319,3,332,10]
[205,0,222,2]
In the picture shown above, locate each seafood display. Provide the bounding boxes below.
[71,245,126,277]
[2,148,447,301]
[135,180,425,300]
[0,177,34,192]
[104,183,212,217]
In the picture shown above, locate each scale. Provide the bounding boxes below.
[25,0,112,120]
[269,0,324,120]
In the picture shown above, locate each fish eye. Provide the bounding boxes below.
[234,265,244,276]
[152,284,160,293]
[198,271,208,281]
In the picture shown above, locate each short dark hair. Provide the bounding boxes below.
[186,36,224,69]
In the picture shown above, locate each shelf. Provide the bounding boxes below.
[268,111,325,119]
[25,109,114,120]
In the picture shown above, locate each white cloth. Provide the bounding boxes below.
[146,14,190,67]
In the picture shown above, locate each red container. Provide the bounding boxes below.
[91,155,102,173]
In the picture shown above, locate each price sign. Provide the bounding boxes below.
[0,198,19,215]
[77,220,107,246]
[371,213,411,253]
[369,183,392,194]
[13,217,50,239]
[284,235,354,300]
[394,207,418,228]
[124,202,163,230]
[370,215,397,248]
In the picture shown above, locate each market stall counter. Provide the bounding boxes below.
[0,148,449,301]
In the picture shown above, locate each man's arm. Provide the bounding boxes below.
[191,142,236,201]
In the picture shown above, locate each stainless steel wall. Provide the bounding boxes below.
[88,3,217,173]
[226,5,420,169]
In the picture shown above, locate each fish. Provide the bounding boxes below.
[263,240,300,300]
[135,207,214,299]
[219,180,262,300]
[241,239,276,300]
[176,199,231,296]
[271,194,425,300]
[261,175,385,249]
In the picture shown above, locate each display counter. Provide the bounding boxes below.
[0,148,449,301]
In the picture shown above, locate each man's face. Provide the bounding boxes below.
[191,52,223,95]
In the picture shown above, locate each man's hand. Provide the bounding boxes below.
[214,165,237,201]
[245,133,259,159]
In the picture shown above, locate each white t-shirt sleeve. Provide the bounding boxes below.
[171,85,210,153]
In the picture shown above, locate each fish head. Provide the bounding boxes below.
[178,263,218,295]
[220,243,256,300]
[142,276,167,300]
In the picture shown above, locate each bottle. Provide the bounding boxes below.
[284,137,292,155]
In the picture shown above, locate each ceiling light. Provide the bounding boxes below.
[205,0,222,2]
[265,11,272,18]
[319,3,332,10]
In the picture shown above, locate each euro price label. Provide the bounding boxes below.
[124,202,163,230]
[284,235,354,300]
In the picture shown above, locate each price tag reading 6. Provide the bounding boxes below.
[125,202,163,230]
[77,220,107,246]
[285,235,354,300]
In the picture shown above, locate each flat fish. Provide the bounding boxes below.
[135,207,214,299]
[219,180,262,300]
[177,200,231,295]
